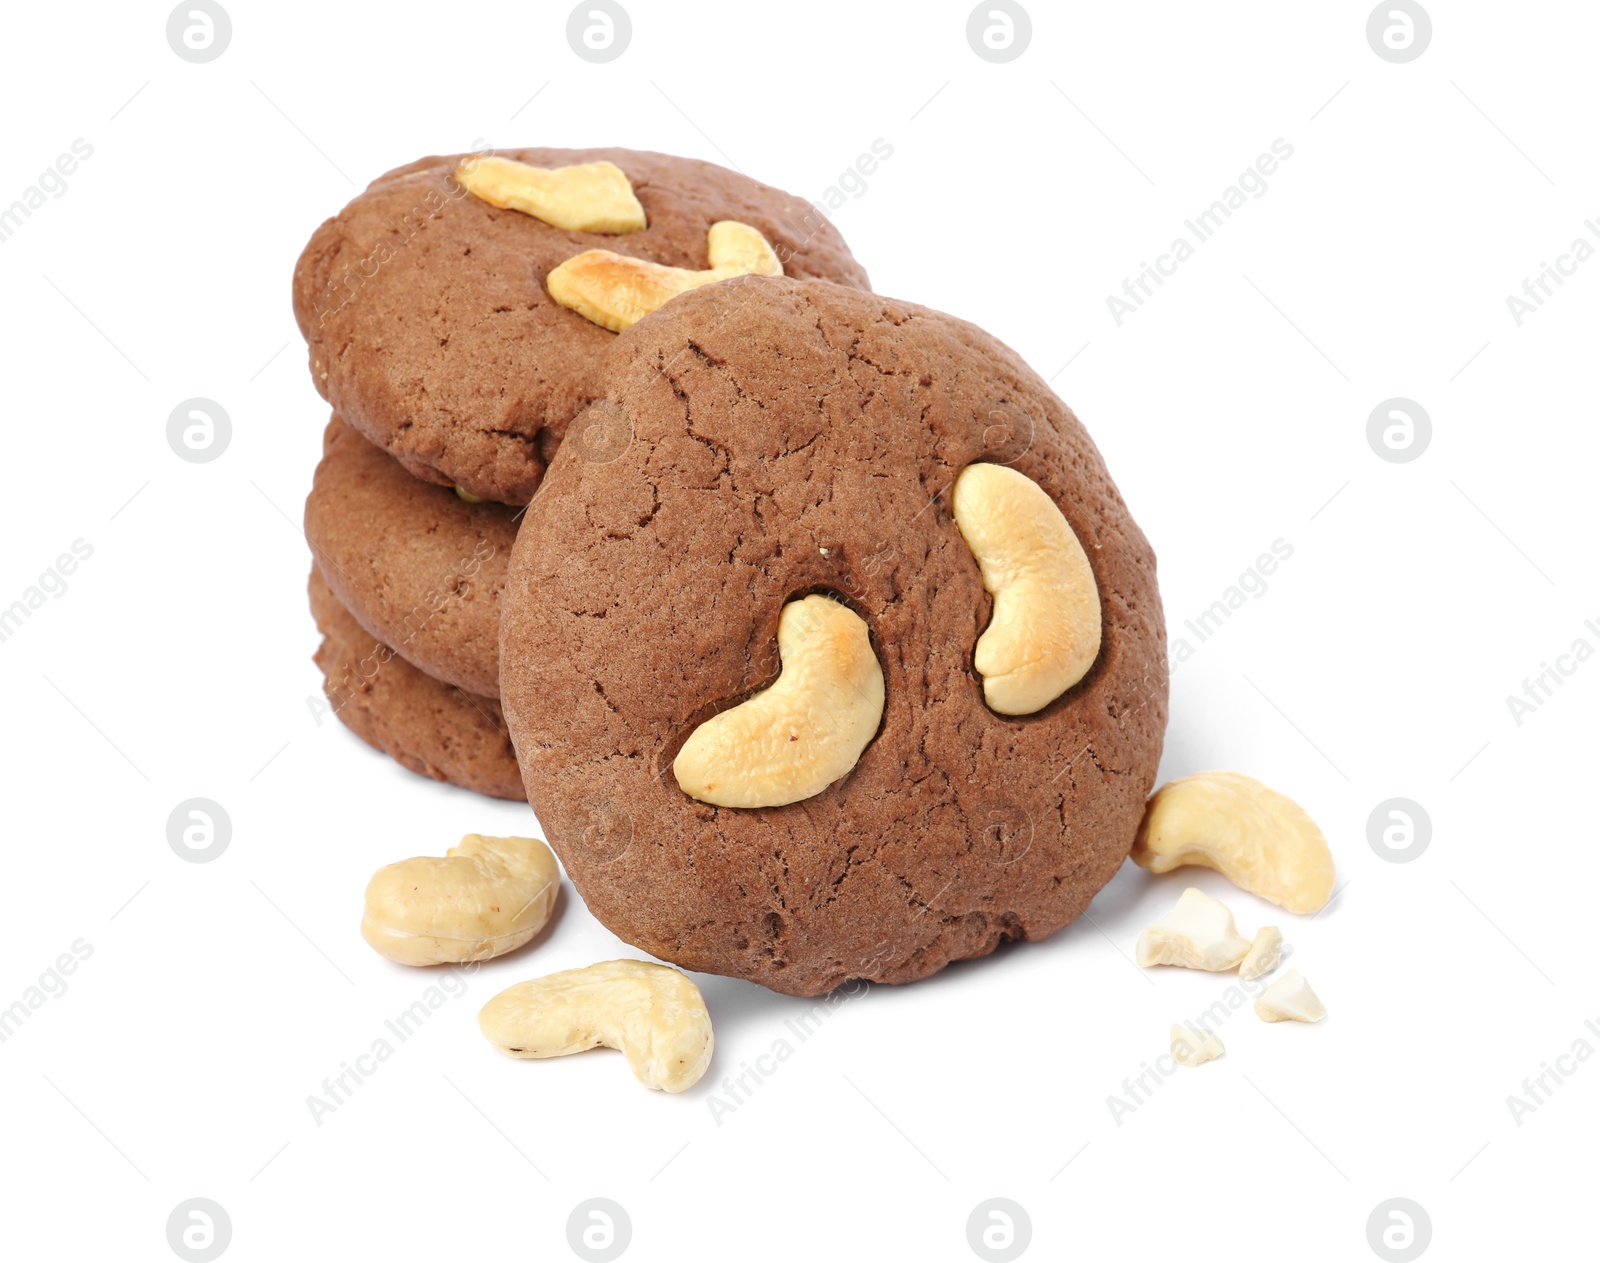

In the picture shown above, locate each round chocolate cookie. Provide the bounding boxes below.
[305,414,516,698]
[292,148,871,504]
[499,277,1168,996]
[309,567,524,801]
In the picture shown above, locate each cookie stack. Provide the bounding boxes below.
[293,148,1169,996]
[292,149,867,801]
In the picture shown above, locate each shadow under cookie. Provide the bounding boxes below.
[309,564,524,801]
[305,415,518,699]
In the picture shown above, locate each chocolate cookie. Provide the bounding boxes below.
[292,148,871,504]
[305,415,516,698]
[499,277,1168,996]
[309,567,524,800]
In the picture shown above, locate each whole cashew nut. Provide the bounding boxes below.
[547,221,783,332]
[478,959,714,1093]
[1131,771,1336,914]
[455,156,647,233]
[952,462,1102,715]
[673,594,884,808]
[361,834,560,966]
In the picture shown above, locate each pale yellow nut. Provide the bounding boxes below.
[1253,969,1326,1023]
[478,959,713,1093]
[1170,1023,1225,1067]
[1239,925,1284,981]
[952,463,1102,715]
[1135,887,1251,971]
[674,595,884,808]
[454,485,485,504]
[547,220,783,333]
[1131,771,1336,914]
[455,156,646,233]
[360,834,559,966]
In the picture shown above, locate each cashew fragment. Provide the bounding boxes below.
[952,463,1102,715]
[455,156,646,233]
[361,834,559,966]
[1170,1024,1225,1067]
[674,595,884,808]
[1239,925,1284,981]
[548,221,783,332]
[1131,771,1336,914]
[1135,887,1251,972]
[1253,969,1326,1023]
[478,959,713,1093]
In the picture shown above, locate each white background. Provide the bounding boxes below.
[1,2,1595,1259]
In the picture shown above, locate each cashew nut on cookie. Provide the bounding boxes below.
[455,156,647,233]
[548,220,783,332]
[953,462,1102,715]
[673,594,885,809]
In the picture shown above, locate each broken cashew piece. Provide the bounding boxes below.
[548,220,783,332]
[478,959,713,1093]
[1135,887,1251,972]
[1239,926,1284,981]
[952,463,1102,715]
[1170,1024,1225,1067]
[674,595,884,808]
[1253,969,1326,1023]
[455,156,646,233]
[361,834,560,966]
[1131,771,1335,914]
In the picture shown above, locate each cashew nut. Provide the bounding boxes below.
[478,959,713,1093]
[1170,1024,1225,1067]
[455,156,647,233]
[547,221,783,332]
[361,834,559,966]
[673,594,884,808]
[952,462,1102,715]
[1239,925,1284,981]
[1130,771,1336,914]
[1253,969,1326,1023]
[1135,887,1251,971]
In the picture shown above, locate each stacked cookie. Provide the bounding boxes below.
[293,148,1169,996]
[292,149,868,800]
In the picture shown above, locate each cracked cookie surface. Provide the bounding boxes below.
[293,148,870,504]
[305,415,516,698]
[500,277,1167,996]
